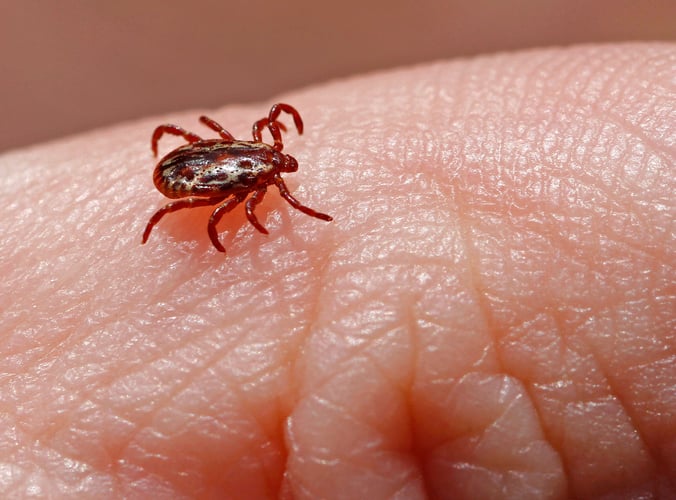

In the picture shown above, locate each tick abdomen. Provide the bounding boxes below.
[154,140,279,198]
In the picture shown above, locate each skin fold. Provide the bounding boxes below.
[0,44,674,499]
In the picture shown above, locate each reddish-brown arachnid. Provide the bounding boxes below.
[142,103,333,253]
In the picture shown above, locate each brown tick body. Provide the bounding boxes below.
[142,103,332,253]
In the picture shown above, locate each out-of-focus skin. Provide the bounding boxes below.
[0,44,674,499]
[2,0,676,152]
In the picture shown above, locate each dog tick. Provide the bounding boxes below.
[142,103,333,253]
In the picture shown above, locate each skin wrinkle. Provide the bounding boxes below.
[72,305,282,494]
[434,48,668,496]
[128,372,278,491]
[423,374,562,495]
[573,312,657,463]
[348,66,648,480]
[597,101,667,164]
[564,50,609,107]
[4,433,94,497]
[601,51,672,132]
[415,174,565,494]
[552,66,672,480]
[68,358,194,471]
[69,321,211,417]
[296,293,397,393]
[452,171,526,480]
[283,249,366,492]
[508,51,568,127]
[290,395,396,497]
[362,330,412,394]
[592,302,672,452]
[284,245,333,378]
[405,294,428,490]
[9,228,217,378]
[574,133,649,232]
[526,311,597,474]
[506,310,573,475]
[286,256,425,495]
[555,309,650,494]
[591,312,662,470]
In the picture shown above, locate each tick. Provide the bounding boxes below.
[142,103,333,253]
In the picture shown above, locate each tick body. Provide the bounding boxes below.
[142,103,332,253]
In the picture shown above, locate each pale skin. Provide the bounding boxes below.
[0,44,674,499]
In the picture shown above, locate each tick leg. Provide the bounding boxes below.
[252,103,302,151]
[251,118,287,137]
[151,125,202,156]
[208,193,248,253]
[268,103,304,135]
[245,188,269,235]
[274,175,333,221]
[142,197,225,245]
[252,119,285,150]
[199,116,235,141]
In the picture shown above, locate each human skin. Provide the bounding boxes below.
[0,43,674,499]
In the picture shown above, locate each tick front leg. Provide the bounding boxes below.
[245,188,270,235]
[142,197,225,245]
[274,175,333,221]
[208,193,248,253]
[199,116,235,141]
[268,103,304,135]
[151,125,202,156]
[252,119,285,151]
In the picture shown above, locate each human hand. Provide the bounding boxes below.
[0,43,673,498]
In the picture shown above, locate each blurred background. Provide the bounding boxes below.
[1,0,674,152]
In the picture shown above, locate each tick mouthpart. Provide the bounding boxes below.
[283,155,299,173]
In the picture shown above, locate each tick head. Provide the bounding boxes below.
[281,154,299,173]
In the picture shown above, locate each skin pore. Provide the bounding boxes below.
[0,44,673,498]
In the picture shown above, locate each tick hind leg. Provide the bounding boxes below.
[151,125,202,156]
[208,193,249,253]
[142,197,225,245]
[245,188,270,235]
[274,175,333,221]
[199,116,235,141]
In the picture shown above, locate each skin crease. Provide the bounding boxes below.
[0,43,674,499]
